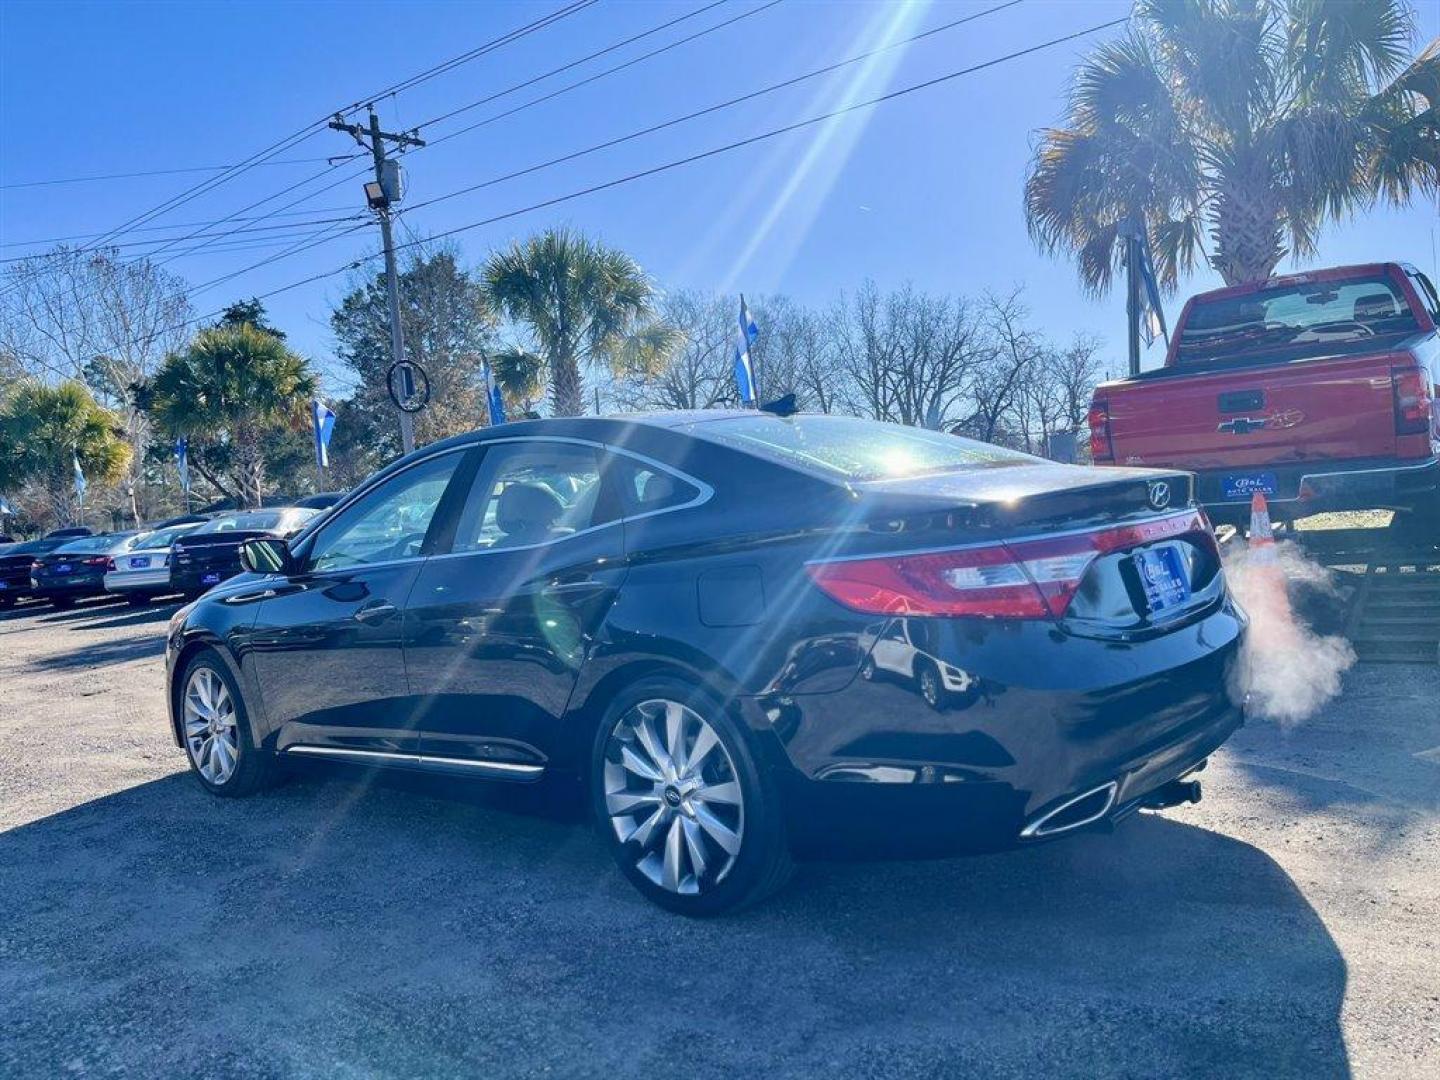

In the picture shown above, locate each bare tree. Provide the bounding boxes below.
[0,247,192,523]
[612,291,735,412]
[835,281,983,428]
[960,289,1040,447]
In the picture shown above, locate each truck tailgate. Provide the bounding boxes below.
[1105,351,1401,470]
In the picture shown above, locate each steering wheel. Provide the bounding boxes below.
[377,531,427,561]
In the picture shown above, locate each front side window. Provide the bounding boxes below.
[451,442,618,553]
[306,452,461,572]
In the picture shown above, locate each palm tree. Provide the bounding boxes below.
[147,324,316,508]
[1025,0,1439,291]
[0,380,131,525]
[483,228,676,416]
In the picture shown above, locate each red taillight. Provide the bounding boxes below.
[83,556,109,567]
[1087,399,1114,462]
[30,560,42,572]
[807,511,1209,620]
[1393,365,1433,436]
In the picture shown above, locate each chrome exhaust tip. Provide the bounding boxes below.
[1020,780,1119,840]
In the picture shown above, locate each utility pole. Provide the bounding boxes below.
[330,106,425,454]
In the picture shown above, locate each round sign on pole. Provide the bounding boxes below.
[386,360,430,414]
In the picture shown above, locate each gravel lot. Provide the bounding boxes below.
[1,595,1437,1079]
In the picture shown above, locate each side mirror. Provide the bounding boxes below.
[239,537,294,576]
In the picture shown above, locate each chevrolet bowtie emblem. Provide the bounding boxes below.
[1217,410,1304,435]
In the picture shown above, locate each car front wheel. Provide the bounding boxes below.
[179,650,276,797]
[591,677,792,916]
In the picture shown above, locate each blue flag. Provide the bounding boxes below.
[175,437,190,494]
[1136,239,1169,348]
[733,294,759,406]
[483,358,506,426]
[72,451,87,500]
[0,496,13,515]
[311,399,336,469]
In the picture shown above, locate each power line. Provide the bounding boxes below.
[416,0,787,154]
[0,157,355,191]
[0,207,359,249]
[413,0,732,131]
[0,215,365,263]
[336,0,601,116]
[405,0,1025,217]
[89,14,1129,359]
[46,0,598,262]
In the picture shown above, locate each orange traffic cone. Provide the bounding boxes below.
[1246,492,1292,620]
[1248,492,1277,565]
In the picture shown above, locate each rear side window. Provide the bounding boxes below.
[679,415,1030,482]
[1178,274,1421,362]
[450,442,622,553]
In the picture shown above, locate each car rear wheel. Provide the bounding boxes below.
[917,660,945,711]
[180,651,276,798]
[591,677,792,916]
[49,596,74,610]
[125,592,153,607]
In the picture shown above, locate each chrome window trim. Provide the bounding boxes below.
[426,435,713,563]
[281,434,712,574]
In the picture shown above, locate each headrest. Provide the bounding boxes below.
[637,471,681,507]
[1353,292,1396,321]
[495,482,564,538]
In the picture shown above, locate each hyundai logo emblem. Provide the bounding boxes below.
[1147,481,1172,510]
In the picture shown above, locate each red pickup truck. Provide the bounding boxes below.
[1089,263,1439,528]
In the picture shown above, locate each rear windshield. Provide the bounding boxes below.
[197,509,315,534]
[54,534,132,554]
[1177,274,1420,363]
[134,524,199,549]
[680,414,1031,481]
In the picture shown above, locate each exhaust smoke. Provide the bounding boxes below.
[1222,538,1356,725]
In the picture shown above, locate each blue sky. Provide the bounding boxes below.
[2,0,1437,394]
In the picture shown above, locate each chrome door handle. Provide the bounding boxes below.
[353,600,397,622]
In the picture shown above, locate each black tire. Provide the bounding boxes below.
[125,592,153,607]
[49,596,74,610]
[178,648,277,798]
[590,675,793,916]
[0,595,14,610]
[916,659,946,711]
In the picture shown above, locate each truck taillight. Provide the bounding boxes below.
[1392,366,1433,435]
[1087,400,1114,462]
[806,510,1208,620]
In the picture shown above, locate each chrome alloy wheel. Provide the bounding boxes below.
[183,667,239,786]
[603,699,744,896]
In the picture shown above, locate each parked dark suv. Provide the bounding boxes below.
[166,414,1245,914]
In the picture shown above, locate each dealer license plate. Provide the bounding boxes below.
[1134,546,1190,614]
[201,572,221,585]
[129,556,150,569]
[1221,471,1278,500]
[55,563,72,574]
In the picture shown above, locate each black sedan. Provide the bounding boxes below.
[29,532,138,608]
[168,507,318,599]
[165,413,1245,915]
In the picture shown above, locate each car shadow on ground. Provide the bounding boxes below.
[0,769,1349,1078]
[23,633,166,671]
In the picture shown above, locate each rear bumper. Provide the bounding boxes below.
[30,576,108,599]
[1195,455,1439,520]
[104,568,171,592]
[170,566,239,593]
[754,599,1247,858]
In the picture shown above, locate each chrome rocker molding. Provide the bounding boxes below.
[1019,780,1119,840]
[282,745,545,781]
